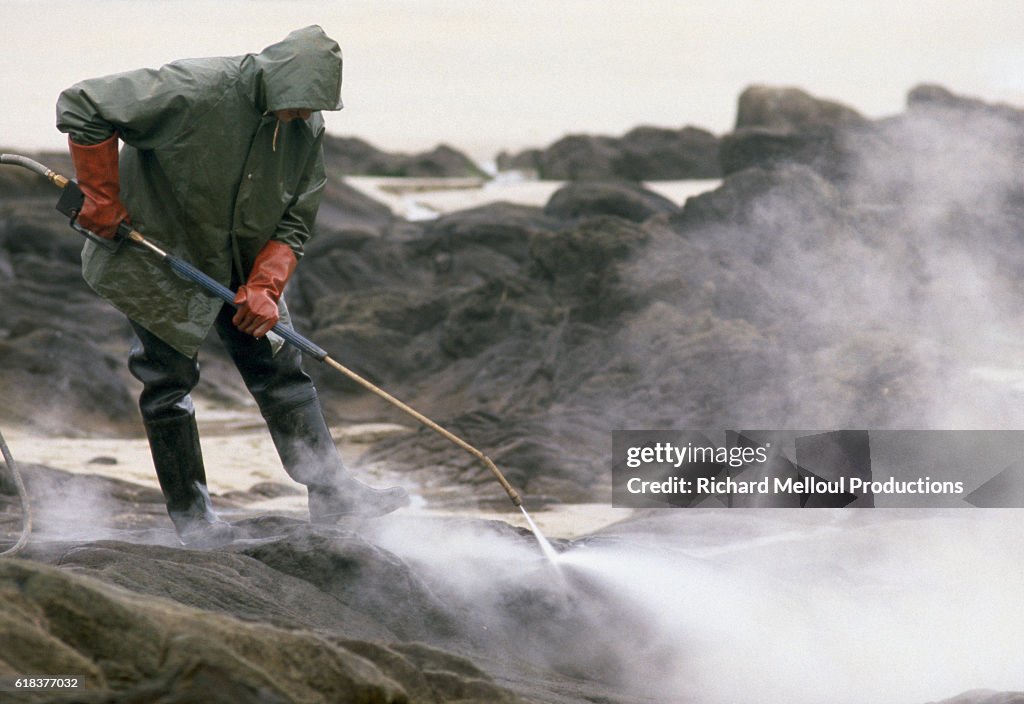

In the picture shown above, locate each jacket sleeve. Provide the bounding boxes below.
[272,136,327,260]
[56,61,222,148]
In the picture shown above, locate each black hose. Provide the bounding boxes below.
[0,428,31,557]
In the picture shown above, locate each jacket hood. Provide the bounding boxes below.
[253,25,343,113]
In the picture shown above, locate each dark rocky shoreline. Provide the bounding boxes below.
[3,83,1024,702]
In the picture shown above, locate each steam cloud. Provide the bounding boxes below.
[373,95,1024,701]
[369,509,1024,704]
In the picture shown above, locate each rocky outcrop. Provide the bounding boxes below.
[718,83,1024,185]
[928,692,1024,704]
[734,85,867,131]
[720,85,869,179]
[0,559,410,703]
[0,465,629,704]
[0,189,137,435]
[316,174,396,231]
[323,136,485,178]
[318,86,1024,501]
[500,134,619,180]
[907,83,1024,125]
[672,162,843,236]
[614,126,722,180]
[0,551,533,703]
[543,182,678,223]
[497,125,721,180]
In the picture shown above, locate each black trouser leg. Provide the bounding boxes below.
[129,321,200,423]
[211,302,318,418]
[212,303,335,486]
[213,303,408,520]
[128,321,223,538]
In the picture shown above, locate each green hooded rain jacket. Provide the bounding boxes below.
[56,25,343,357]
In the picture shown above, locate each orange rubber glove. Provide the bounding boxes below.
[68,134,129,239]
[233,240,297,338]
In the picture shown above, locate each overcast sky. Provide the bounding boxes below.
[5,0,1024,161]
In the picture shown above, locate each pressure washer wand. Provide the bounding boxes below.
[0,153,523,508]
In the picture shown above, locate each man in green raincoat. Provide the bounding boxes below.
[56,26,409,546]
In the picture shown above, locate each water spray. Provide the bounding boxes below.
[519,505,560,564]
[0,153,558,562]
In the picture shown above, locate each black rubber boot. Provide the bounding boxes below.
[264,398,410,522]
[144,414,235,548]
